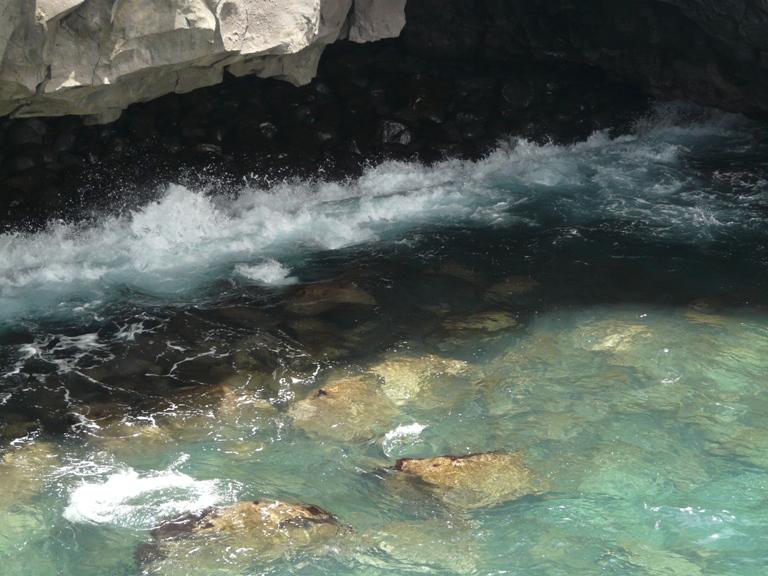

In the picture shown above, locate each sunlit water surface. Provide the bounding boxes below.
[1,104,768,575]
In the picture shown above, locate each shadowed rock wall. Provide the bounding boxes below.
[404,0,768,116]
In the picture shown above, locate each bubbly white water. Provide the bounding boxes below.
[2,103,768,576]
[235,259,298,286]
[0,103,761,323]
[382,423,428,458]
[63,466,232,529]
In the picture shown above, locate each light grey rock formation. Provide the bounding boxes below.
[0,0,406,123]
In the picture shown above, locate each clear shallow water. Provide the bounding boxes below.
[1,103,768,575]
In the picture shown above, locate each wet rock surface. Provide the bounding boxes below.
[0,31,650,229]
[369,353,470,407]
[139,500,346,573]
[393,452,539,509]
[289,372,399,441]
[0,441,59,509]
[363,520,480,574]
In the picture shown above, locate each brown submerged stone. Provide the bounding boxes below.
[485,276,540,301]
[369,353,470,406]
[442,310,519,333]
[393,452,538,509]
[139,500,346,573]
[289,373,398,441]
[0,441,59,509]
[284,282,377,315]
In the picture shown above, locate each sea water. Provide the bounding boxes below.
[0,103,767,575]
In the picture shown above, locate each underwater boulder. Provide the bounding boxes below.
[573,320,651,354]
[286,317,353,359]
[426,261,485,284]
[139,500,346,574]
[684,297,730,326]
[369,353,471,406]
[438,310,521,348]
[284,281,377,315]
[443,311,519,333]
[393,452,539,509]
[362,520,479,574]
[0,413,40,445]
[704,425,768,469]
[485,276,539,302]
[289,373,399,442]
[618,541,704,576]
[0,441,59,509]
[577,440,707,498]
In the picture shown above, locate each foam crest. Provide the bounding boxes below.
[0,103,760,323]
[235,259,297,286]
[63,467,232,529]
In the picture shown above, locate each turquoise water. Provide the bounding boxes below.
[1,103,768,575]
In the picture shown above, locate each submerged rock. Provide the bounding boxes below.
[0,441,59,509]
[684,297,730,326]
[426,261,485,284]
[704,425,768,468]
[289,373,398,442]
[363,520,479,574]
[286,317,352,359]
[485,276,540,302]
[284,282,377,315]
[574,320,652,353]
[0,414,39,445]
[369,353,470,406]
[393,452,538,509]
[619,541,703,576]
[577,440,706,498]
[140,500,346,574]
[443,310,519,333]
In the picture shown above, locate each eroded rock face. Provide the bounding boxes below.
[140,500,345,574]
[0,0,406,122]
[393,452,539,509]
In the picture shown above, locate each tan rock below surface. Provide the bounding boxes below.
[394,452,539,509]
[369,353,470,406]
[0,441,59,509]
[140,500,346,574]
[0,0,406,122]
[289,373,399,441]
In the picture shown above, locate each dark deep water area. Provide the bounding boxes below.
[1,103,768,575]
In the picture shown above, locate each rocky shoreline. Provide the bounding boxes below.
[0,36,649,230]
[3,1,768,228]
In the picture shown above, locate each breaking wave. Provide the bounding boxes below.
[0,103,764,323]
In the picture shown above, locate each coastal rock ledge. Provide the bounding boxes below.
[0,0,406,122]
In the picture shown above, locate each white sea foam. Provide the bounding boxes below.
[382,423,427,457]
[63,467,232,529]
[0,103,759,322]
[235,259,297,286]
